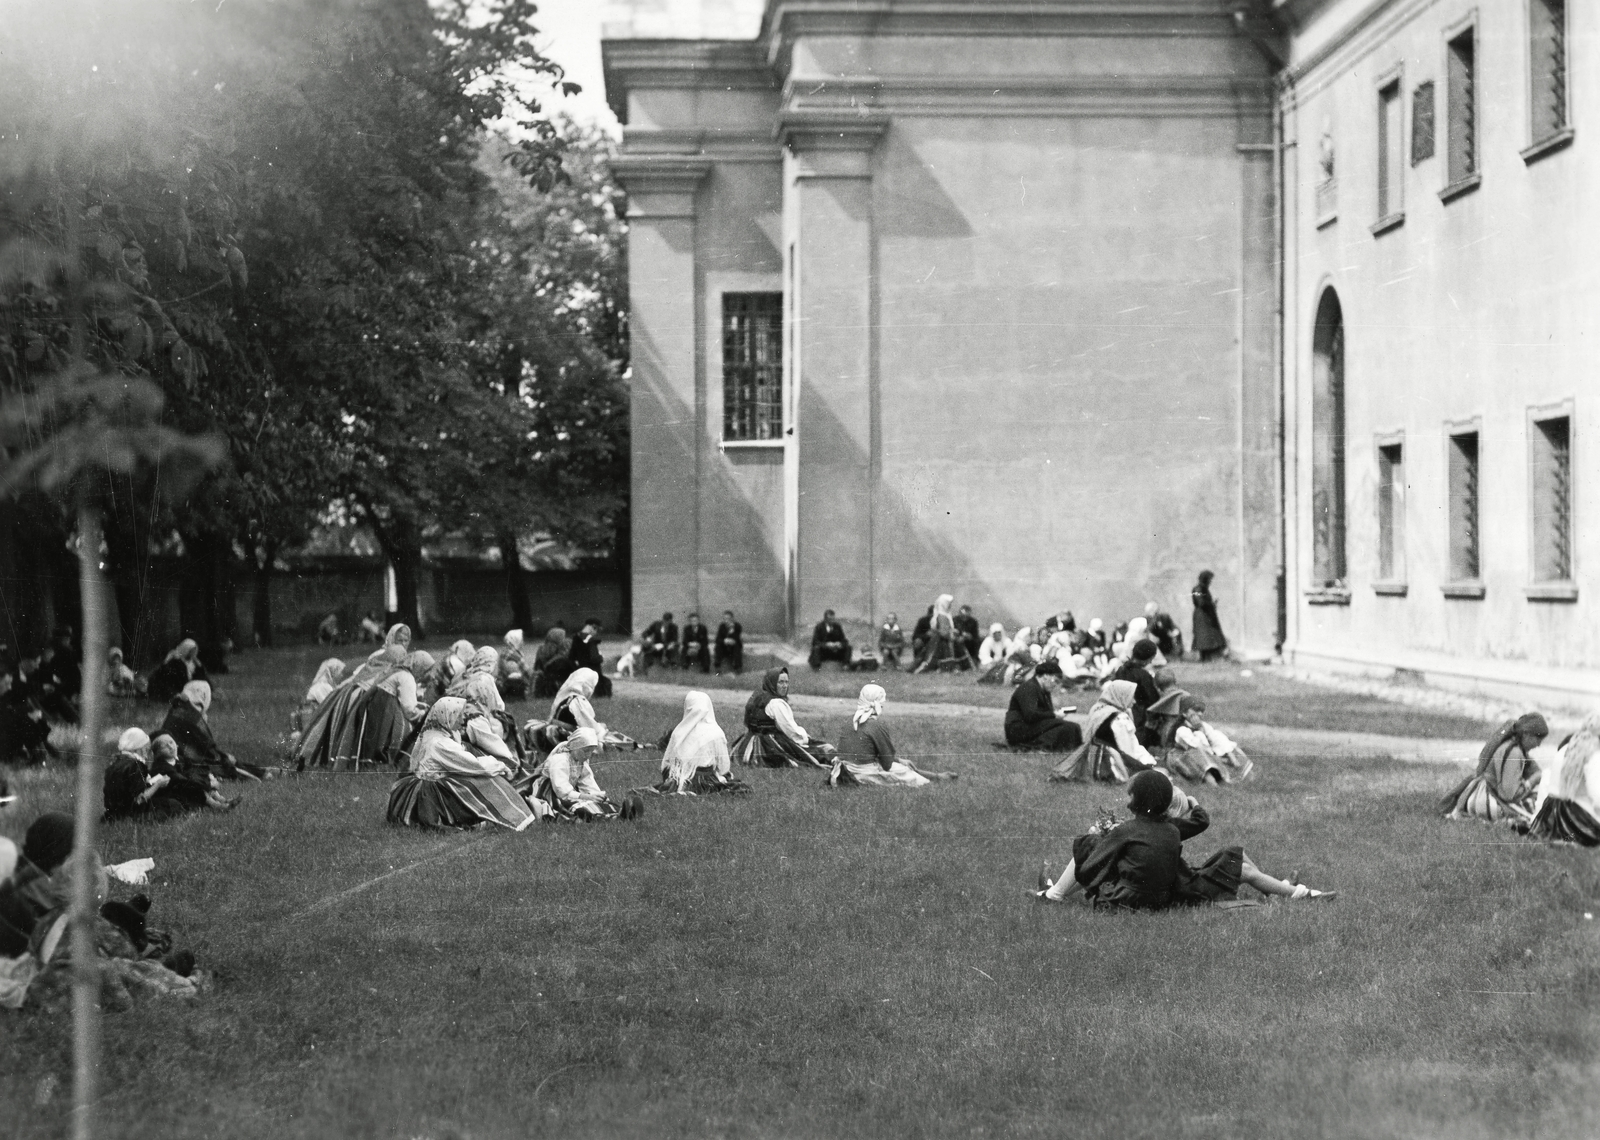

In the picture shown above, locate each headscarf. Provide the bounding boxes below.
[164,638,200,675]
[22,812,75,873]
[117,727,151,756]
[853,683,887,731]
[1086,679,1138,741]
[463,672,505,715]
[305,658,347,704]
[661,692,731,788]
[406,650,436,680]
[1127,617,1149,641]
[468,647,499,675]
[181,679,212,716]
[422,696,468,736]
[450,640,475,667]
[988,622,1005,638]
[556,726,603,757]
[1548,714,1600,803]
[385,624,412,652]
[1473,712,1550,800]
[933,594,955,634]
[744,666,789,726]
[533,627,569,670]
[549,667,599,719]
[1009,626,1032,653]
[504,629,524,652]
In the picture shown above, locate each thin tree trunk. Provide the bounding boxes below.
[391,545,423,637]
[498,529,532,633]
[71,496,107,1140]
[252,539,276,647]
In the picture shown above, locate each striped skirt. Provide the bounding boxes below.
[1049,741,1133,784]
[1167,745,1256,785]
[387,772,536,831]
[826,760,930,788]
[331,689,409,771]
[1527,797,1600,846]
[1439,774,1534,823]
[296,684,364,769]
[652,767,753,796]
[527,775,621,821]
[732,730,835,769]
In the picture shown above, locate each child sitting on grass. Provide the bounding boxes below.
[1166,695,1254,785]
[1035,770,1330,908]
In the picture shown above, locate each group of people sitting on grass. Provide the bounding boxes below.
[1440,710,1600,846]
[632,611,745,675]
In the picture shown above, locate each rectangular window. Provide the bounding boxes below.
[1412,81,1436,163]
[1377,443,1405,581]
[1446,29,1477,184]
[1448,430,1481,580]
[1530,0,1569,143]
[1531,415,1573,581]
[1378,80,1404,219]
[721,293,783,442]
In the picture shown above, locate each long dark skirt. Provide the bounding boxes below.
[387,772,536,830]
[1050,741,1133,783]
[1173,847,1245,904]
[297,684,363,769]
[1527,798,1600,846]
[330,689,409,770]
[731,730,835,769]
[1007,721,1083,752]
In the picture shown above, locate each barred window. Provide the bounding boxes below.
[1377,443,1405,581]
[1411,82,1436,164]
[1531,416,1572,581]
[722,293,783,442]
[1378,80,1404,219]
[1448,431,1481,581]
[1446,29,1477,184]
[1529,0,1569,143]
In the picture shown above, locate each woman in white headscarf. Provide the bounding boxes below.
[976,623,1012,684]
[387,698,535,831]
[913,594,971,674]
[447,646,500,697]
[550,668,606,735]
[156,679,265,781]
[1526,714,1600,846]
[825,684,957,788]
[530,727,642,820]
[653,692,748,796]
[427,639,475,701]
[145,638,207,704]
[102,727,219,820]
[1049,679,1160,784]
[289,657,348,751]
[459,672,521,768]
[498,630,529,699]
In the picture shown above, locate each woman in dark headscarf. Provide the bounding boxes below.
[1190,571,1228,661]
[1527,714,1600,846]
[145,638,208,704]
[730,666,835,768]
[532,626,574,698]
[1440,713,1549,824]
[1050,680,1160,784]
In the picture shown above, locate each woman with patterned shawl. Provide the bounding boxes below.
[529,727,643,821]
[731,666,835,768]
[652,691,749,796]
[1439,712,1549,824]
[427,639,475,702]
[531,627,574,698]
[826,684,955,788]
[498,630,529,699]
[297,625,411,769]
[459,672,523,769]
[1526,714,1600,846]
[1050,679,1160,784]
[387,698,535,830]
[334,650,433,770]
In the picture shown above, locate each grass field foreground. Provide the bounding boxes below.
[1,646,1596,1139]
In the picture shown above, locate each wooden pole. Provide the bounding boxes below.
[70,495,106,1140]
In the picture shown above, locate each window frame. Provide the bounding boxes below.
[1523,0,1575,163]
[1440,14,1482,203]
[1411,80,1437,165]
[1443,417,1485,597]
[1526,400,1578,600]
[1373,66,1406,235]
[719,291,786,447]
[1374,431,1407,594]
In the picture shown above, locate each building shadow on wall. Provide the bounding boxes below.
[875,128,974,240]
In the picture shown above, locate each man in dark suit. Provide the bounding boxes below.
[1004,660,1082,750]
[953,604,982,664]
[680,612,711,673]
[808,610,851,670]
[642,612,679,672]
[568,618,613,698]
[713,611,744,674]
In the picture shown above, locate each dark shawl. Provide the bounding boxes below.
[743,667,788,731]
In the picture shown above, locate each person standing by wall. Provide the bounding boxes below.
[1191,571,1228,662]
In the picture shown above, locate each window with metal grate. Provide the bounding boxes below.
[721,293,784,442]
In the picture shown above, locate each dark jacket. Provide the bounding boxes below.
[681,623,710,652]
[1074,806,1211,909]
[644,621,678,650]
[1005,678,1059,743]
[715,621,743,651]
[811,621,848,650]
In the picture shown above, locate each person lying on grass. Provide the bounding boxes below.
[1165,695,1254,785]
[825,684,957,788]
[1035,770,1333,907]
[530,727,643,821]
[1050,680,1159,783]
[104,728,233,821]
[387,697,535,831]
[1439,712,1548,825]
[652,692,750,796]
[732,666,836,769]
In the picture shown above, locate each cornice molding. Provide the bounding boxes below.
[608,156,713,220]
[620,128,781,165]
[601,40,776,124]
[781,74,1274,119]
[777,112,889,154]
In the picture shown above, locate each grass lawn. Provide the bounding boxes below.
[2,644,1595,1139]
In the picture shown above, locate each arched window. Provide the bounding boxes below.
[1311,288,1347,586]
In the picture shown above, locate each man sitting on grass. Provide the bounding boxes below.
[809,610,851,670]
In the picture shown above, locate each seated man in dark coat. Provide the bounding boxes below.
[568,619,613,698]
[1144,602,1183,659]
[713,611,744,674]
[0,665,55,765]
[909,606,934,667]
[680,613,711,673]
[641,613,679,673]
[1112,640,1164,748]
[953,605,982,663]
[808,610,852,670]
[1004,660,1084,750]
